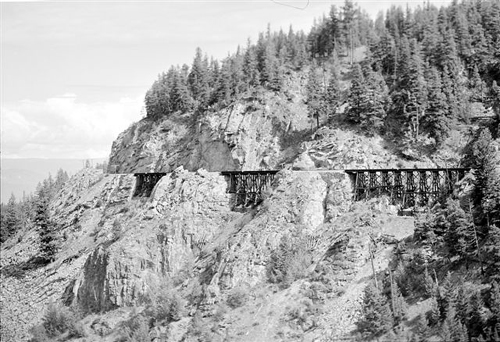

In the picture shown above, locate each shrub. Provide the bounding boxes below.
[145,284,186,324]
[267,233,315,288]
[111,219,123,241]
[29,303,85,341]
[226,287,248,309]
[119,314,151,342]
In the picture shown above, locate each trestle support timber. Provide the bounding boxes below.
[133,173,167,197]
[220,170,279,207]
[345,168,470,208]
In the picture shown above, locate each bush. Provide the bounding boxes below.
[29,303,85,341]
[111,219,123,241]
[267,233,315,288]
[226,287,248,309]
[145,284,186,324]
[119,314,151,342]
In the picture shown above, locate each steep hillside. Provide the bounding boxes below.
[0,164,415,341]
[2,0,500,340]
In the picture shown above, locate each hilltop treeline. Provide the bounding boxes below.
[144,0,499,147]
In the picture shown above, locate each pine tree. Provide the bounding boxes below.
[243,40,260,89]
[422,66,450,146]
[437,273,456,322]
[443,199,476,263]
[469,65,486,101]
[261,38,281,91]
[415,313,430,342]
[488,281,500,331]
[231,48,246,97]
[361,68,390,133]
[34,188,58,263]
[427,296,441,327]
[357,282,394,338]
[324,66,342,123]
[215,59,232,106]
[188,47,210,108]
[443,306,468,342]
[0,194,20,243]
[468,292,486,339]
[170,66,192,112]
[391,280,409,327]
[484,225,500,282]
[306,65,326,129]
[145,71,172,119]
[346,63,367,124]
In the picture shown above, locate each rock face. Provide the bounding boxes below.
[109,78,310,173]
[64,168,352,314]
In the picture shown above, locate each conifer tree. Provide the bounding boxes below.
[346,63,366,124]
[324,67,342,123]
[306,65,326,129]
[390,280,409,327]
[170,66,193,112]
[215,59,232,106]
[243,40,260,89]
[357,282,394,338]
[427,296,441,327]
[415,314,430,342]
[34,188,58,263]
[468,292,487,339]
[443,199,476,262]
[145,71,172,119]
[484,225,500,281]
[231,48,246,97]
[1,194,20,243]
[489,281,500,331]
[443,306,469,342]
[422,67,450,146]
[188,47,210,108]
[437,273,456,322]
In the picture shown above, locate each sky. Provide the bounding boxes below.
[1,0,453,160]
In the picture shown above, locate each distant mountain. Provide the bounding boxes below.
[0,158,105,203]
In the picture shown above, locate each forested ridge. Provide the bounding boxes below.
[145,0,499,147]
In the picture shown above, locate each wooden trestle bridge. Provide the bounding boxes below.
[220,170,279,206]
[345,168,470,208]
[133,172,167,197]
[133,168,471,209]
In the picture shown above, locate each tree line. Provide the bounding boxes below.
[0,169,70,262]
[144,0,500,149]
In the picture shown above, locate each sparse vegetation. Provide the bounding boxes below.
[28,303,85,342]
[267,231,315,288]
[226,287,248,309]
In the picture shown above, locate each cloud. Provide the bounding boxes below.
[1,94,143,159]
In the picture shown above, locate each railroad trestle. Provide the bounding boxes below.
[345,168,470,208]
[220,170,279,207]
[132,168,471,210]
[133,173,167,197]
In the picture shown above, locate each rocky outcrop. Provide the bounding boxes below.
[0,169,136,340]
[108,75,310,174]
[60,168,353,315]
